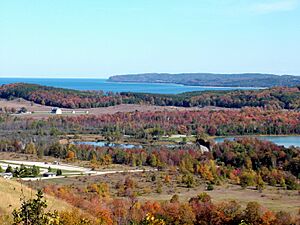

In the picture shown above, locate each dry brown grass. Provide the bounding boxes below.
[32,171,300,215]
[139,183,300,215]
[0,178,72,216]
[0,98,232,119]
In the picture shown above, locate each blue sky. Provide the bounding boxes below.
[0,0,300,78]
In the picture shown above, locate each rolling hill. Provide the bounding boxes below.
[0,178,71,216]
[108,73,300,87]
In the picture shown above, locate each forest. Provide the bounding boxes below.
[108,73,300,87]
[0,85,300,224]
[1,126,299,224]
[1,83,300,109]
[1,107,299,137]
[1,137,298,190]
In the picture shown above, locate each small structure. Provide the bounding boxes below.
[43,172,56,177]
[0,172,13,179]
[51,108,62,115]
[199,145,210,153]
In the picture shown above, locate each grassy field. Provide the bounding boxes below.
[28,170,300,215]
[0,178,72,216]
[0,98,214,119]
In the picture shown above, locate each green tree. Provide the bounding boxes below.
[56,169,62,176]
[12,190,60,225]
[207,183,214,191]
[24,142,37,155]
[240,170,256,188]
[182,173,194,188]
[256,174,265,193]
[32,165,40,177]
[5,165,13,173]
[280,177,287,189]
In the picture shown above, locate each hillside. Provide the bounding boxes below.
[123,86,300,109]
[0,83,125,108]
[0,178,71,215]
[108,73,300,87]
[1,83,300,109]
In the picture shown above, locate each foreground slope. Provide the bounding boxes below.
[0,178,71,215]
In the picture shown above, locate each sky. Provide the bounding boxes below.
[0,0,300,78]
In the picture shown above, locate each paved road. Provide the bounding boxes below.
[0,160,156,181]
[2,160,88,172]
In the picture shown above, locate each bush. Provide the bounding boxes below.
[170,194,179,203]
[285,175,299,190]
[56,169,62,176]
[240,170,256,188]
[207,183,214,191]
[182,174,194,188]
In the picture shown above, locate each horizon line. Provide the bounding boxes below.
[0,72,299,79]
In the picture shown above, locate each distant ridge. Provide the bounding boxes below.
[108,73,300,87]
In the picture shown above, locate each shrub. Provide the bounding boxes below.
[56,169,62,176]
[207,183,214,191]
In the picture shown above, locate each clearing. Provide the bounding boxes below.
[0,98,234,118]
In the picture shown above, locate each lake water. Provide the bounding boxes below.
[75,141,142,149]
[76,136,300,149]
[0,78,261,94]
[214,136,300,148]
[75,141,180,149]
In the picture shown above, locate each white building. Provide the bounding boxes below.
[51,108,62,115]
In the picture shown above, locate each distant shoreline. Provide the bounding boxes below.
[0,77,264,89]
[108,73,300,88]
[107,80,265,89]
[212,134,300,139]
[0,77,264,94]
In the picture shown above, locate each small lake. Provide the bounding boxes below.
[76,136,300,149]
[75,141,181,149]
[214,136,300,148]
[0,78,261,94]
[75,141,142,149]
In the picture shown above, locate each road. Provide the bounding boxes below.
[0,160,156,181]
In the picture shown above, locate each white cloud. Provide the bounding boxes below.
[251,0,299,14]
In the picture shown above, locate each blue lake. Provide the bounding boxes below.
[75,141,142,149]
[76,136,300,149]
[0,78,261,94]
[214,136,300,148]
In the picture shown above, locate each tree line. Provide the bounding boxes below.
[1,83,300,109]
[1,136,298,190]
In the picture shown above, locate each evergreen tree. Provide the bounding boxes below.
[12,190,60,225]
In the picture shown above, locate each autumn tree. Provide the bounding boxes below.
[243,202,263,225]
[24,142,37,155]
